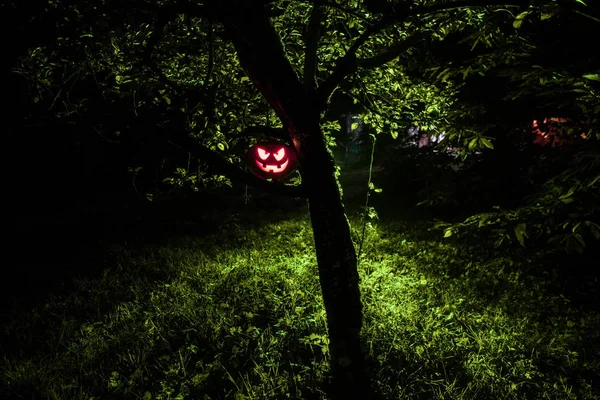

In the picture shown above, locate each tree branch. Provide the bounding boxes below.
[218,5,311,133]
[140,13,180,91]
[203,19,214,89]
[166,134,306,198]
[341,89,407,128]
[320,1,372,23]
[317,52,358,107]
[317,0,521,103]
[303,0,324,91]
[139,6,217,122]
[356,32,427,70]
[239,126,289,142]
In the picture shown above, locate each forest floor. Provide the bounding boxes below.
[2,166,599,400]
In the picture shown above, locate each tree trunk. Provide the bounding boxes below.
[219,6,369,398]
[298,119,369,399]
[310,191,368,399]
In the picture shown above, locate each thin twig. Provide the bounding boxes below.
[357,134,376,263]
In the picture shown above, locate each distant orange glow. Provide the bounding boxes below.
[531,118,587,147]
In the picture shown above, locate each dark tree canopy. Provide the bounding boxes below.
[9,0,598,171]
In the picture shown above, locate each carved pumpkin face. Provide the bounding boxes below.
[246,140,297,180]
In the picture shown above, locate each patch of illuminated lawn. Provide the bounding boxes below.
[1,216,598,400]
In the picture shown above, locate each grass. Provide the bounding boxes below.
[2,194,599,399]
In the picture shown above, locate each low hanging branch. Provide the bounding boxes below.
[166,133,306,198]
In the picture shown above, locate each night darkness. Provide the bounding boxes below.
[2,1,600,399]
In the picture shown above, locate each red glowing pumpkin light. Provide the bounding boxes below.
[246,140,297,180]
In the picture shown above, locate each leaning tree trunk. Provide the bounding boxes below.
[220,5,369,398]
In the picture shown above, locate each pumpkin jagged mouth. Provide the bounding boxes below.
[255,159,289,173]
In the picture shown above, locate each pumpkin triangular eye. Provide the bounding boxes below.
[273,147,285,161]
[257,148,270,160]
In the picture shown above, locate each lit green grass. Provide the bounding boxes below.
[2,214,599,399]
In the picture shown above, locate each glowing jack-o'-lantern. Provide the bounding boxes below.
[245,140,297,180]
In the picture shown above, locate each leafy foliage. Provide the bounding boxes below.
[436,145,600,255]
[7,0,599,202]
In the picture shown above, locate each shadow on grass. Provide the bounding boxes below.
[1,207,333,400]
[3,187,308,323]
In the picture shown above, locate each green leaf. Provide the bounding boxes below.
[559,187,575,200]
[587,222,600,239]
[566,234,585,254]
[480,137,494,149]
[468,137,478,150]
[513,11,530,29]
[514,223,528,247]
[367,207,379,219]
[217,143,225,151]
[582,74,600,81]
[494,236,505,248]
[390,130,398,140]
[351,122,359,130]
[444,228,453,238]
[462,66,471,80]
[588,175,600,187]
